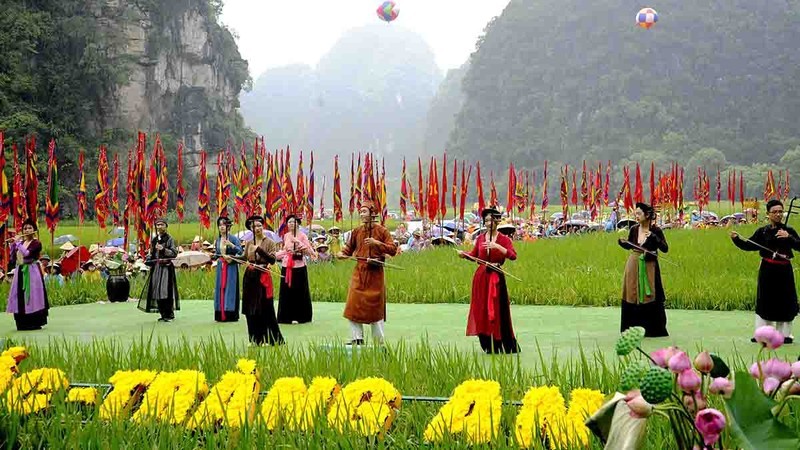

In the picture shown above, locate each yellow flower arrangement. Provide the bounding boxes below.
[260,376,340,432]
[514,386,605,449]
[66,387,99,405]
[0,354,18,395]
[327,377,401,438]
[131,370,208,425]
[423,379,502,444]
[5,368,69,415]
[1,346,28,364]
[187,360,258,430]
[99,370,158,420]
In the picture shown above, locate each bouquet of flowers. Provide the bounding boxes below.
[602,325,800,449]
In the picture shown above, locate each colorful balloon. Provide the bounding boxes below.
[636,8,658,29]
[377,1,399,23]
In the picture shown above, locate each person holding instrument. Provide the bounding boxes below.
[138,218,179,322]
[336,200,397,345]
[276,214,315,324]
[242,215,284,346]
[5,219,49,331]
[731,199,800,344]
[617,202,669,337]
[214,216,243,322]
[458,206,520,354]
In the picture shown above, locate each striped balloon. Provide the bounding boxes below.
[376,1,399,23]
[636,8,658,29]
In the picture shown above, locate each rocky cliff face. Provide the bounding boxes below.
[96,0,249,152]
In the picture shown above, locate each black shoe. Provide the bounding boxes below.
[785,337,794,344]
[751,337,757,343]
[346,339,365,346]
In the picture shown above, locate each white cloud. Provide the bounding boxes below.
[220,0,510,78]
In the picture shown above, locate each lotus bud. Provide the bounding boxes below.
[709,377,734,397]
[754,325,784,350]
[763,358,792,381]
[694,408,726,447]
[624,390,653,419]
[683,391,708,414]
[668,351,692,373]
[678,369,702,393]
[763,376,781,395]
[693,351,714,374]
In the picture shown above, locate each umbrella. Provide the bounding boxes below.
[54,234,79,245]
[236,230,253,242]
[174,251,211,268]
[442,220,465,232]
[99,246,122,255]
[264,230,281,243]
[110,227,125,236]
[497,223,516,237]
[310,224,325,232]
[105,238,124,247]
[431,236,456,246]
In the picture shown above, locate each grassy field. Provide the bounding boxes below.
[1,301,795,449]
[1,223,776,312]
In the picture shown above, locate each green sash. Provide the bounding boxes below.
[637,253,651,304]
[20,264,31,305]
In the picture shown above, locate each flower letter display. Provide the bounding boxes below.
[424,379,502,444]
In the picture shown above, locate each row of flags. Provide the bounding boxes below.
[0,132,794,245]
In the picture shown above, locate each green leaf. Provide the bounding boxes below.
[708,353,730,378]
[723,371,800,450]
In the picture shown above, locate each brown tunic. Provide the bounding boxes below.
[341,223,397,324]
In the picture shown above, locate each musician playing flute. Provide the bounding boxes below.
[458,206,520,354]
[336,200,397,345]
[6,219,49,331]
[138,218,179,322]
[731,199,800,344]
[617,202,669,337]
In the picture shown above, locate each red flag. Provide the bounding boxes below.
[634,163,643,203]
[786,170,791,200]
[176,142,185,222]
[440,153,447,218]
[334,155,343,222]
[95,145,109,229]
[560,166,569,218]
[541,160,549,211]
[716,166,722,204]
[623,166,633,212]
[0,134,9,225]
[24,137,38,227]
[12,143,25,230]
[417,157,424,216]
[476,162,485,213]
[649,162,656,206]
[764,170,776,201]
[198,150,210,229]
[307,151,315,223]
[459,162,471,221]
[580,161,588,207]
[451,158,458,213]
[399,158,408,218]
[45,139,59,236]
[427,157,439,221]
[111,154,120,226]
[739,170,744,207]
[348,153,355,216]
[506,163,516,214]
[570,169,578,206]
[603,161,611,206]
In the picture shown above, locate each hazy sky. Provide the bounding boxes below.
[220,0,510,79]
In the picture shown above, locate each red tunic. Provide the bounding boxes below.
[465,232,517,340]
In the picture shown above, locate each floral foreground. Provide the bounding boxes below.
[0,347,606,448]
[614,325,800,449]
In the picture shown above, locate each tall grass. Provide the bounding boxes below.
[1,225,767,312]
[0,336,747,449]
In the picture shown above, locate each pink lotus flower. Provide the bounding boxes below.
[668,351,692,373]
[650,346,679,368]
[683,391,708,414]
[709,377,734,397]
[763,358,792,381]
[750,362,762,379]
[792,361,800,379]
[763,377,781,395]
[693,351,714,374]
[754,325,784,350]
[695,408,726,447]
[624,390,653,419]
[678,369,702,393]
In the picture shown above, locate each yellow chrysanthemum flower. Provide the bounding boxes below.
[327,377,400,437]
[67,387,99,405]
[424,379,502,444]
